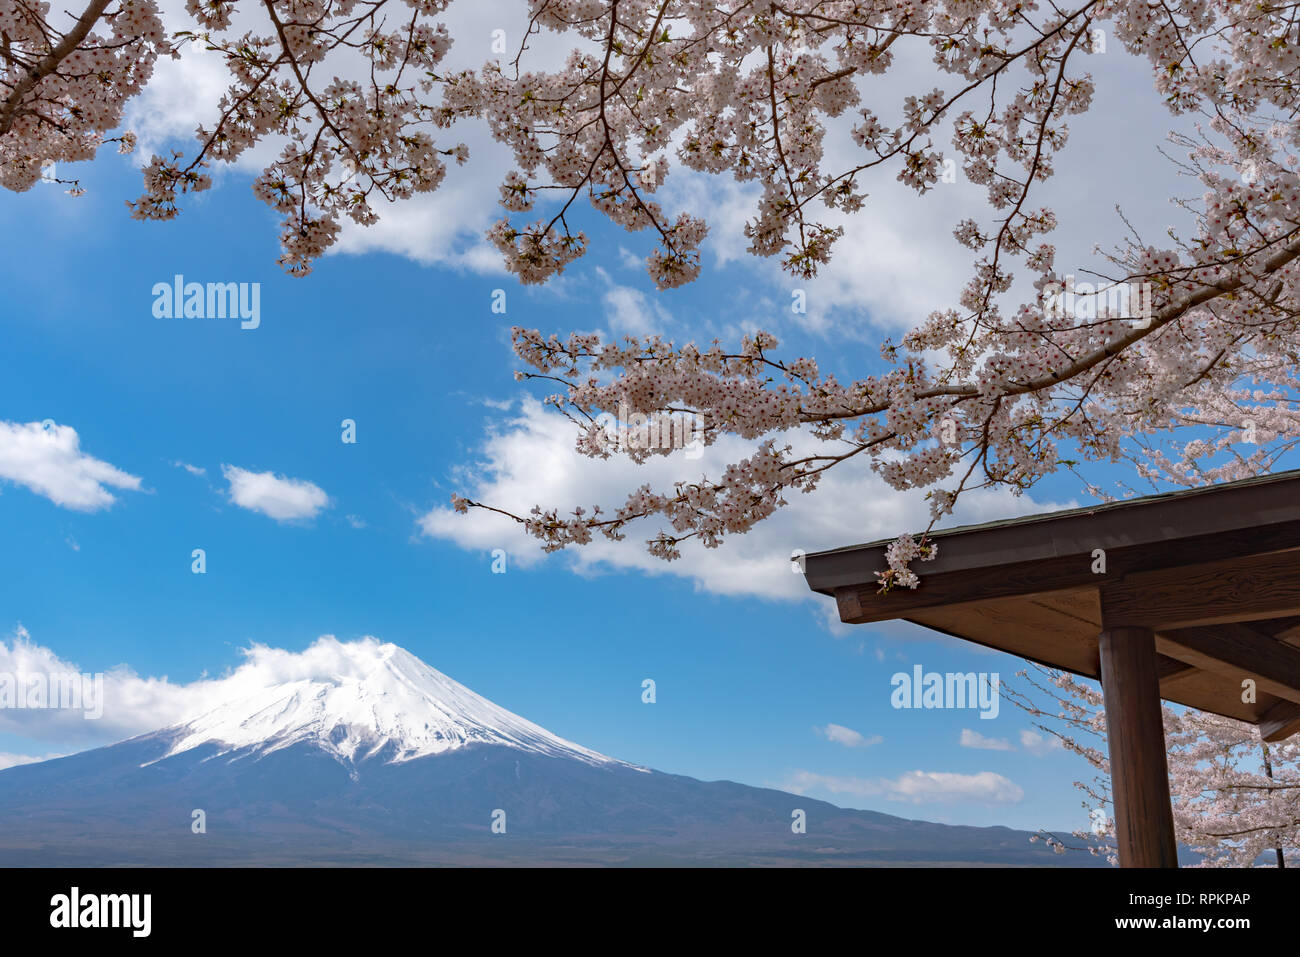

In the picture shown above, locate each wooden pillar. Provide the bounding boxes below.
[1097,626,1178,868]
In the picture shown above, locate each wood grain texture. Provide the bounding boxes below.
[1101,549,1300,630]
[1098,627,1179,868]
[1261,700,1300,743]
[906,589,1101,676]
[1155,656,1198,681]
[1155,623,1300,705]
[816,523,1300,616]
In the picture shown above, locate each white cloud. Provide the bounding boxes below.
[617,246,643,271]
[222,465,330,522]
[124,39,230,161]
[960,728,1014,751]
[782,769,1024,805]
[600,276,670,337]
[326,156,511,272]
[663,168,962,340]
[0,421,141,510]
[0,627,175,744]
[1019,729,1062,757]
[0,628,422,750]
[418,398,1072,600]
[173,461,206,476]
[816,723,881,748]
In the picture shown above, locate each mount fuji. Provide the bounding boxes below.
[157,641,630,770]
[0,640,1101,866]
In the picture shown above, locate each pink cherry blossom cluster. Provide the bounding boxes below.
[131,0,461,274]
[7,0,1300,579]
[1,0,164,192]
[445,0,1300,575]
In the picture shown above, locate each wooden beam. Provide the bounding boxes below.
[1273,623,1300,646]
[903,590,1103,678]
[834,562,1084,623]
[1156,656,1198,681]
[809,508,1300,610]
[1098,627,1179,868]
[1101,549,1300,630]
[834,542,1300,627]
[1154,623,1300,706]
[1261,700,1300,743]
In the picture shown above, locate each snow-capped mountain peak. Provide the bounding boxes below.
[158,639,629,768]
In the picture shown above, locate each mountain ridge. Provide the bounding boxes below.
[0,640,1105,867]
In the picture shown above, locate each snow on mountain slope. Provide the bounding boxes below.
[156,640,636,769]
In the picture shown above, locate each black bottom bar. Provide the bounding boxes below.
[0,865,1286,942]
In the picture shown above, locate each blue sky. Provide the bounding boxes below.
[0,102,1191,837]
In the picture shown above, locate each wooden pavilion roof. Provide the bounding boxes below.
[802,469,1300,741]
